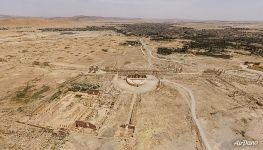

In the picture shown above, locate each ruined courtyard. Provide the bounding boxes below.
[0,19,263,150]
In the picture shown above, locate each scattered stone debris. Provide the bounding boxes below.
[120,124,135,130]
[0,57,7,62]
[52,128,69,140]
[32,61,41,66]
[203,69,224,75]
[21,50,28,53]
[0,27,8,30]
[244,61,263,71]
[88,66,99,73]
[86,90,100,95]
[1,20,263,150]
[32,61,51,67]
[102,49,108,52]
[127,74,147,79]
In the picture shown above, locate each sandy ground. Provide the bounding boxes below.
[0,20,262,150]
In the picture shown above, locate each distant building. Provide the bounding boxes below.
[75,121,96,130]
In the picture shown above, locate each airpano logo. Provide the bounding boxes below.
[234,139,258,147]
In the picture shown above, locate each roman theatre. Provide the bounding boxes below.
[113,73,159,94]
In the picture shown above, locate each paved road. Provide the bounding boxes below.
[162,80,212,150]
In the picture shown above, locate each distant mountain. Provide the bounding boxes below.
[0,15,31,19]
[0,15,12,19]
[49,15,143,21]
[0,15,145,27]
[0,15,261,23]
[0,14,144,22]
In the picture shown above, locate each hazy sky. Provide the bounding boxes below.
[1,0,263,21]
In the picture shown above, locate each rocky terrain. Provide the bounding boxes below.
[0,17,262,150]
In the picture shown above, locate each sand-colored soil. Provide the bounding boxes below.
[0,19,262,150]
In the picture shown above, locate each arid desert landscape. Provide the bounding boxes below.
[0,17,263,150]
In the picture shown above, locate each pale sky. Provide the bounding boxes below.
[1,0,263,21]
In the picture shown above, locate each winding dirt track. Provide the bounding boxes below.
[140,39,212,150]
[162,80,212,150]
[140,39,189,65]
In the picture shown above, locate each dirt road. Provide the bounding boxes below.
[140,39,189,65]
[140,39,211,149]
[139,39,153,69]
[162,79,212,150]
